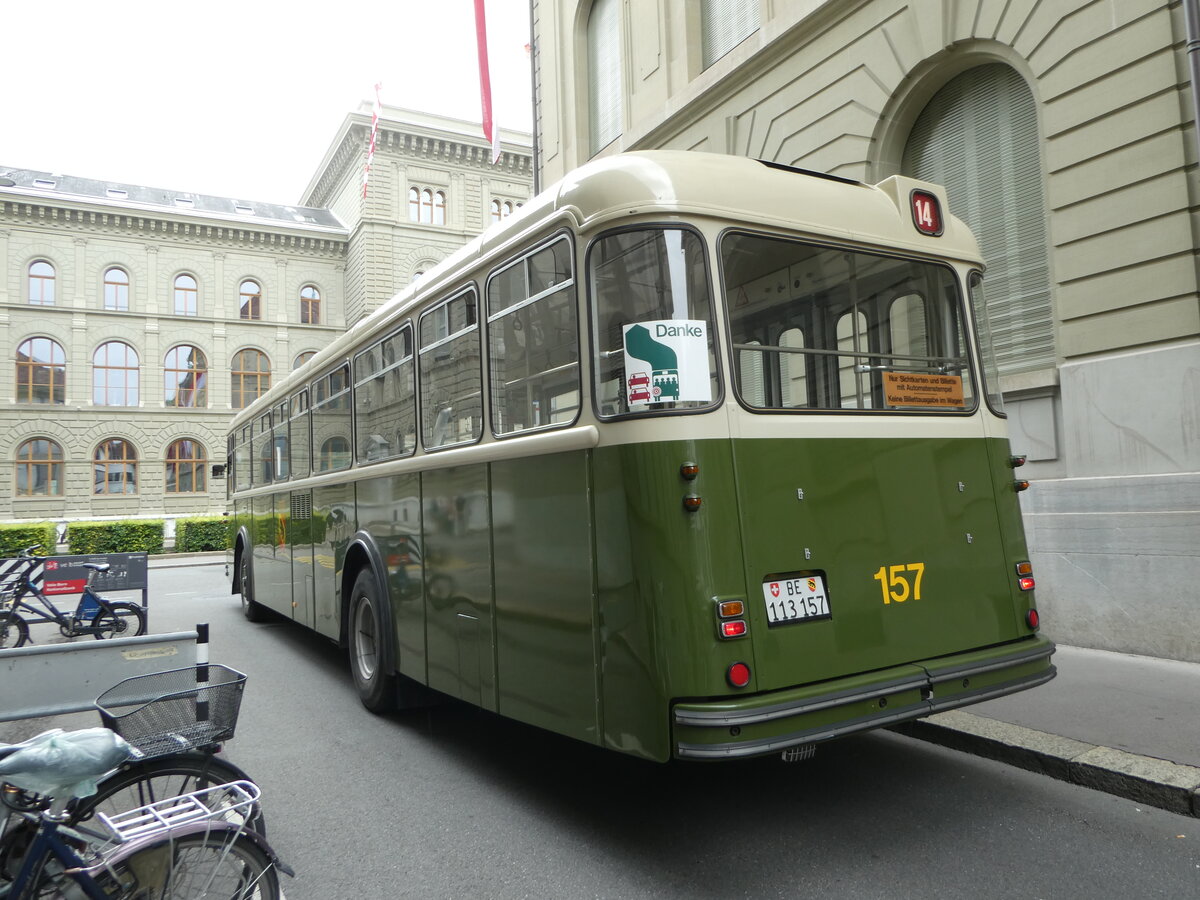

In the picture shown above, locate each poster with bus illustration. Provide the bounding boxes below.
[622,320,711,407]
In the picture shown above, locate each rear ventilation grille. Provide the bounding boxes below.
[290,493,312,520]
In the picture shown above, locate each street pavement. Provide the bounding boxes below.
[152,554,1200,819]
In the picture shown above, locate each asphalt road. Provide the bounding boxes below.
[5,564,1199,899]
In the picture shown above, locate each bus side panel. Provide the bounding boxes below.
[313,483,355,641]
[492,451,599,745]
[422,464,495,710]
[357,472,425,683]
[290,490,315,632]
[252,494,288,618]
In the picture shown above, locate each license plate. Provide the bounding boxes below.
[762,573,831,625]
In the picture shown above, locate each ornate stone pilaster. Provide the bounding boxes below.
[212,252,226,318]
[73,238,88,309]
[145,247,159,314]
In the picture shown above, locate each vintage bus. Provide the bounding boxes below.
[226,151,1055,762]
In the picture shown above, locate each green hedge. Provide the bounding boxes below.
[175,517,229,553]
[0,523,57,558]
[68,521,165,555]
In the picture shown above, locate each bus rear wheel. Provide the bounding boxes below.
[349,570,396,713]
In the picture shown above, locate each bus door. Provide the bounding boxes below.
[290,489,315,630]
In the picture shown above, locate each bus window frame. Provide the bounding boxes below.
[353,321,418,465]
[289,388,311,479]
[311,361,353,473]
[584,222,724,422]
[717,226,981,418]
[485,230,582,439]
[418,285,484,452]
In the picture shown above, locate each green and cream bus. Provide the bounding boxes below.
[226,151,1054,762]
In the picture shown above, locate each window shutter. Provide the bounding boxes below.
[903,64,1053,375]
[588,0,623,154]
[702,0,761,70]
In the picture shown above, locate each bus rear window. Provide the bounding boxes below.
[589,228,718,417]
[721,233,976,413]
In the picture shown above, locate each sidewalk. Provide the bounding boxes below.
[896,644,1200,818]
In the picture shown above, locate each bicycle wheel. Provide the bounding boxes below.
[106,831,280,899]
[92,602,148,639]
[0,610,29,648]
[70,753,266,837]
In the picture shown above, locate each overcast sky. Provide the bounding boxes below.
[1,0,533,206]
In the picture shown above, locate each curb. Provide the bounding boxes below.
[892,710,1200,818]
[147,552,225,569]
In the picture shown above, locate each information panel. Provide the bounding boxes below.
[41,553,150,595]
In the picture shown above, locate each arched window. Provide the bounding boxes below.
[300,285,320,324]
[174,274,198,316]
[103,267,130,311]
[164,345,208,407]
[93,341,140,406]
[588,0,623,154]
[94,439,137,494]
[16,337,66,404]
[28,261,55,305]
[491,199,502,223]
[231,349,271,408]
[409,187,446,224]
[293,351,316,370]
[15,438,64,496]
[239,280,261,320]
[903,64,1052,375]
[165,438,207,493]
[701,0,760,70]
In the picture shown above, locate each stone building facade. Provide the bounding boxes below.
[531,0,1200,660]
[0,106,532,540]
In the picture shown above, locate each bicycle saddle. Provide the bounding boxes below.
[0,728,132,798]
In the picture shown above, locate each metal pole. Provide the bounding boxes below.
[529,0,541,194]
[1186,0,1200,163]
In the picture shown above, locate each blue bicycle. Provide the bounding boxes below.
[0,728,289,898]
[0,547,146,647]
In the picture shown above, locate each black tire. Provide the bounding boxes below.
[349,569,396,713]
[106,830,281,898]
[239,551,270,623]
[69,752,266,837]
[92,601,147,639]
[0,610,29,648]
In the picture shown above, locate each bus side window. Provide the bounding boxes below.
[420,291,482,450]
[487,236,579,436]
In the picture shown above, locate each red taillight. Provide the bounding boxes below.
[1026,609,1040,629]
[1018,576,1036,591]
[720,620,747,638]
[727,662,751,688]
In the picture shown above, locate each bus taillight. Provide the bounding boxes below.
[727,662,752,688]
[1026,609,1041,630]
[721,620,747,638]
[1016,561,1035,592]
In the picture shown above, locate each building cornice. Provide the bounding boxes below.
[1,199,347,257]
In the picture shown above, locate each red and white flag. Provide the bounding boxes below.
[473,0,502,164]
[362,82,383,199]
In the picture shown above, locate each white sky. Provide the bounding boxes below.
[1,0,533,206]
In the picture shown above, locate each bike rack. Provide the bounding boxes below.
[0,630,199,723]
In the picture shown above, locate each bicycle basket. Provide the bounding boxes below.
[94,665,246,758]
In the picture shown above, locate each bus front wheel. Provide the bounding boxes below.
[349,570,396,713]
[239,552,270,623]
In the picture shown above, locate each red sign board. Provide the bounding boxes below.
[911,190,943,236]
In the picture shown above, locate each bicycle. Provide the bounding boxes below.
[0,547,147,648]
[1,665,265,882]
[0,727,289,898]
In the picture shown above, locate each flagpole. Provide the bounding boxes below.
[362,82,382,199]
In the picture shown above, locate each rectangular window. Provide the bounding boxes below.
[256,413,274,483]
[271,400,290,482]
[312,365,352,472]
[235,426,252,491]
[289,390,311,479]
[589,228,718,417]
[488,237,580,435]
[355,325,417,464]
[722,233,976,413]
[420,290,482,449]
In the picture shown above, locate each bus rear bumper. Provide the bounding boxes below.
[672,636,1056,760]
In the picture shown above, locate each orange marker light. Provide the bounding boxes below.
[680,462,699,481]
[683,495,702,512]
[718,600,744,618]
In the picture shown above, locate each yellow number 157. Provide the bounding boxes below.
[872,563,925,604]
